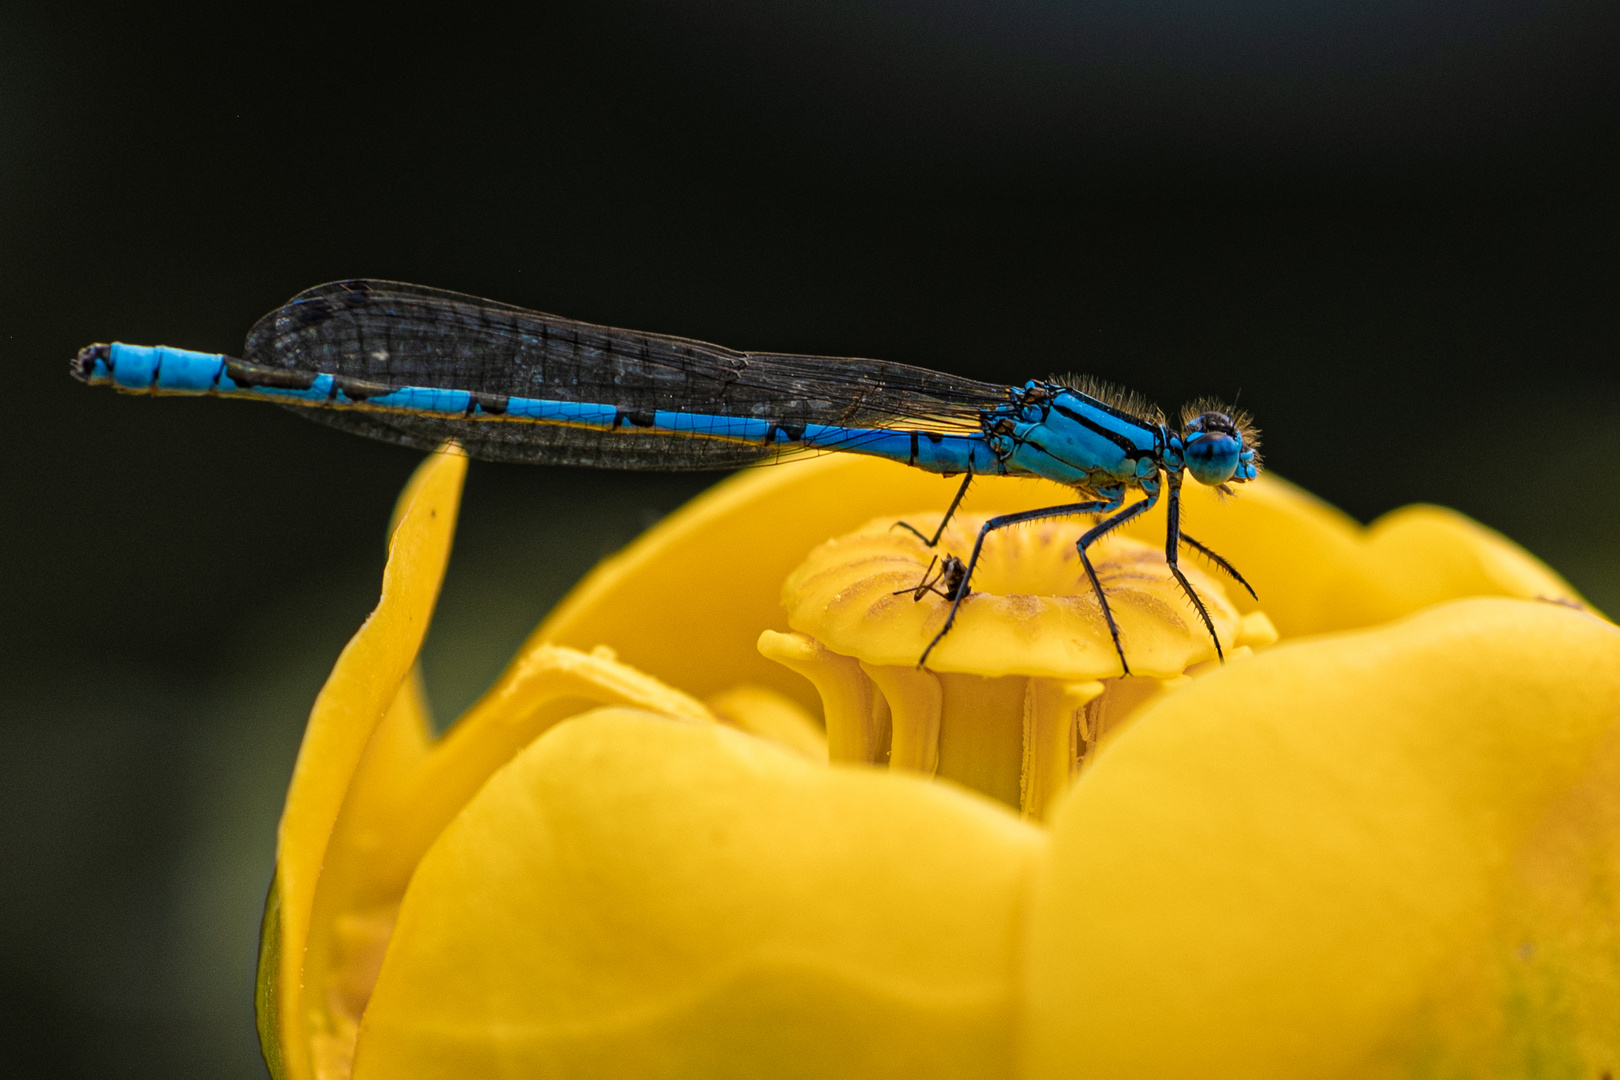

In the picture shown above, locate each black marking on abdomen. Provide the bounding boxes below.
[225,359,321,392]
[469,391,509,416]
[332,374,395,400]
[619,409,656,428]
[909,430,919,465]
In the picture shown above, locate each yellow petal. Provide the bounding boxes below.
[1025,598,1620,1077]
[355,709,1046,1079]
[705,684,829,761]
[268,445,467,1080]
[266,453,723,1080]
[300,665,437,1080]
[304,643,716,1078]
[1329,504,1589,626]
[354,643,713,905]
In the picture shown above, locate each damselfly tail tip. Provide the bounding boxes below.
[71,343,112,384]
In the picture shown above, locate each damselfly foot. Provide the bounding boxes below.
[890,475,975,549]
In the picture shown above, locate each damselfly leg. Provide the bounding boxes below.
[1159,473,1227,661]
[1159,475,1259,664]
[1178,532,1258,600]
[917,496,1120,669]
[892,473,974,548]
[1072,491,1156,676]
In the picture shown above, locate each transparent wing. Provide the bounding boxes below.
[244,279,1007,469]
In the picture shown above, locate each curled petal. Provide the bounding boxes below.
[266,445,467,1080]
[300,643,717,1079]
[356,710,1045,1079]
[260,447,724,1080]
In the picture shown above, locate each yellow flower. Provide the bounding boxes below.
[259,447,1619,1080]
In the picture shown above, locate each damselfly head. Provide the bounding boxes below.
[1179,401,1262,487]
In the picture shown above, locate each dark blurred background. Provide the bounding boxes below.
[3,1,1616,1075]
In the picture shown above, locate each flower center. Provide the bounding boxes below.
[762,511,1277,818]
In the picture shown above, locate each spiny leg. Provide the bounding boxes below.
[917,497,1117,668]
[1073,495,1157,677]
[895,555,944,600]
[1163,477,1224,662]
[1178,532,1257,600]
[892,473,973,548]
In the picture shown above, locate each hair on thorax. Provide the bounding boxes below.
[1051,374,1166,425]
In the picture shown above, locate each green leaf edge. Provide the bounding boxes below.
[256,870,287,1080]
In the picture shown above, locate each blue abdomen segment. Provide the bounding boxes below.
[651,410,774,440]
[509,398,616,426]
[799,424,999,474]
[217,369,336,403]
[101,343,229,393]
[81,343,1006,471]
[92,344,339,402]
[355,385,471,414]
